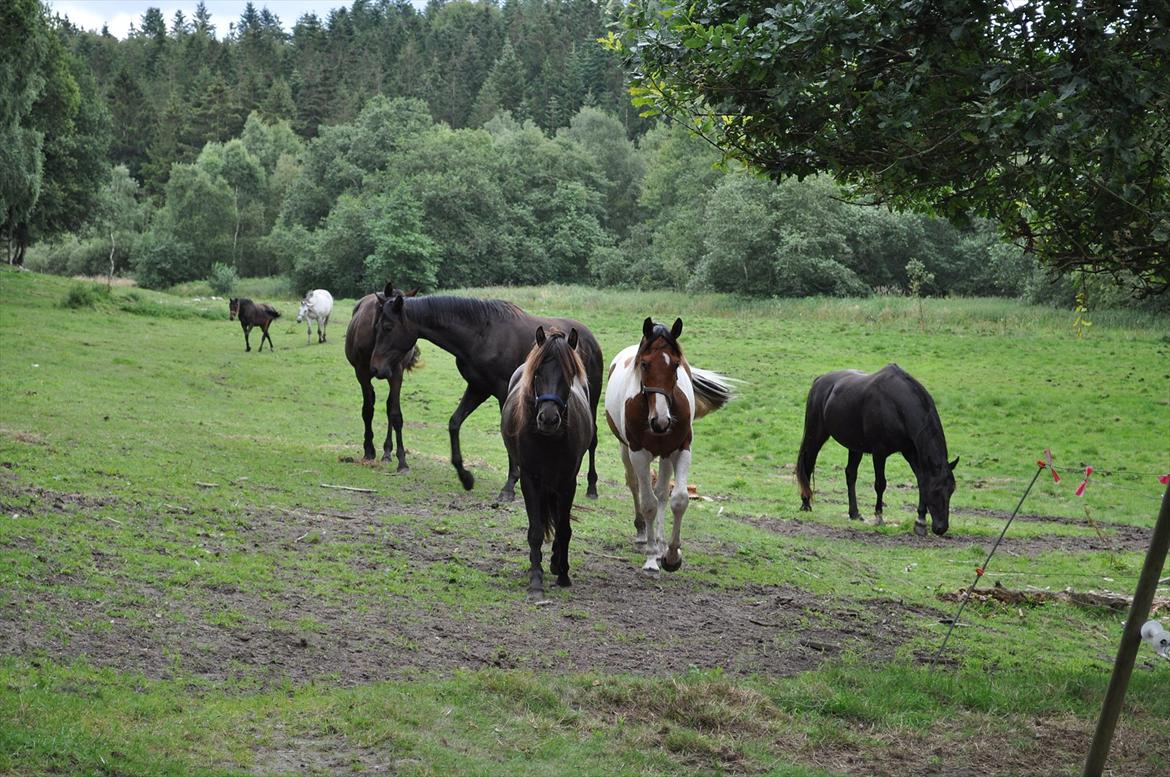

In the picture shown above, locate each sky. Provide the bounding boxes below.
[46,1,372,39]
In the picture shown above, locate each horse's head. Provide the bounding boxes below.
[637,316,684,435]
[228,298,240,321]
[923,456,959,535]
[506,326,585,438]
[534,326,582,435]
[370,281,420,379]
[296,296,310,323]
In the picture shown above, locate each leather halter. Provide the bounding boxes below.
[640,384,673,408]
[534,393,567,410]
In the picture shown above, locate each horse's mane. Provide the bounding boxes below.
[504,330,588,437]
[887,364,947,465]
[416,296,524,330]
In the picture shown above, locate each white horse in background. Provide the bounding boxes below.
[296,289,333,344]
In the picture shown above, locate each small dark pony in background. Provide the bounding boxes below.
[345,287,420,470]
[501,326,594,600]
[229,298,281,352]
[795,364,958,536]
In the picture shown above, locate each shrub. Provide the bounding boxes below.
[61,282,110,309]
[134,233,195,289]
[208,262,238,295]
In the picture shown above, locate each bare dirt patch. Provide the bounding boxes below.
[1,480,930,688]
[727,506,1152,555]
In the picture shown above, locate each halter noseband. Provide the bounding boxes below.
[534,393,567,410]
[640,384,674,408]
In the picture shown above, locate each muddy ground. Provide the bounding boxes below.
[2,478,1163,776]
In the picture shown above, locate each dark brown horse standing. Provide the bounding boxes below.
[795,364,958,536]
[229,298,280,352]
[369,284,603,502]
[501,326,594,599]
[344,289,420,470]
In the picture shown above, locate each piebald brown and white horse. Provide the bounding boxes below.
[605,317,735,576]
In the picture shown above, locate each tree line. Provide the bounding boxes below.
[7,0,1159,310]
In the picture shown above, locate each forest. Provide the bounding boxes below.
[3,0,1158,307]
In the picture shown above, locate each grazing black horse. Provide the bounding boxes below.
[344,289,420,470]
[502,326,594,599]
[369,283,603,502]
[795,364,958,536]
[229,298,280,352]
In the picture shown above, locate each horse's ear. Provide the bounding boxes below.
[383,281,394,297]
[568,328,578,349]
[535,326,546,346]
[949,456,960,471]
[391,294,405,314]
[406,288,420,297]
[642,317,654,339]
[671,317,683,340]
[375,291,385,303]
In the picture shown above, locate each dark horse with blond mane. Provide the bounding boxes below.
[369,284,603,501]
[345,288,420,470]
[795,364,958,536]
[229,298,280,352]
[502,326,594,599]
[605,317,735,576]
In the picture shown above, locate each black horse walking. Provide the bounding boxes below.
[501,326,594,599]
[229,298,280,352]
[344,288,420,470]
[795,364,958,536]
[369,284,603,502]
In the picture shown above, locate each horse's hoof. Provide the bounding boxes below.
[873,513,884,526]
[660,554,682,573]
[396,464,410,474]
[914,521,927,537]
[556,575,572,588]
[586,488,598,499]
[799,503,812,512]
[497,490,515,503]
[849,513,862,521]
[458,470,475,490]
[527,589,546,602]
[641,566,660,579]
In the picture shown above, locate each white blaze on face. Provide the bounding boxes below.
[649,389,670,429]
[297,301,309,322]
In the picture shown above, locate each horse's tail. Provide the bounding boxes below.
[690,367,737,419]
[401,344,421,372]
[795,382,826,505]
[263,304,281,319]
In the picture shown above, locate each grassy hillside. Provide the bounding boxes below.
[1,268,1167,776]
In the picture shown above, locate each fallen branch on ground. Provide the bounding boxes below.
[319,483,375,494]
[939,582,1170,614]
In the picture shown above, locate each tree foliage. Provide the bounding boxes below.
[614,0,1170,294]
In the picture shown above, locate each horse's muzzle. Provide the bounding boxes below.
[649,417,672,434]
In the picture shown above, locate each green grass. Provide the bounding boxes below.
[1,268,1168,776]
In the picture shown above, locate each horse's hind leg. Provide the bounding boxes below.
[585,424,599,499]
[872,454,888,525]
[845,449,863,520]
[320,316,329,343]
[261,324,274,351]
[386,367,408,472]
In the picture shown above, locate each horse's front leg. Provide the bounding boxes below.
[524,488,547,601]
[359,375,377,460]
[386,366,408,472]
[872,454,888,525]
[447,386,490,492]
[550,486,574,587]
[905,454,929,536]
[628,449,660,576]
[242,323,252,352]
[619,444,646,548]
[845,449,863,520]
[661,449,691,573]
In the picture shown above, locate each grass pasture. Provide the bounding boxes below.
[1,268,1168,776]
